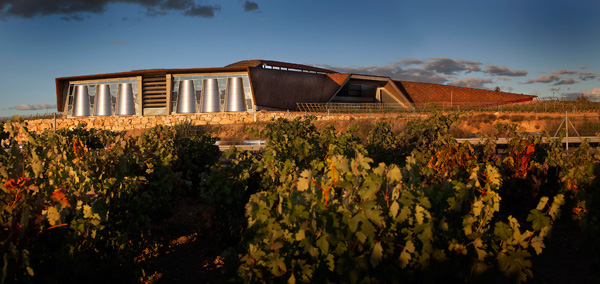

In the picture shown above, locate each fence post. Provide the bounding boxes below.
[566,111,569,152]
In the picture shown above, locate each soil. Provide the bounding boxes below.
[137,197,226,284]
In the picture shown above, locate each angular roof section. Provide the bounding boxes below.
[326,73,351,86]
[394,81,536,106]
[249,67,345,110]
[226,59,336,74]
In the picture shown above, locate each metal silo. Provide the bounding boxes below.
[177,80,197,113]
[225,77,247,112]
[73,85,91,117]
[201,78,221,113]
[117,83,135,115]
[95,84,113,116]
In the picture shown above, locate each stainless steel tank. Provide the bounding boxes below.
[225,77,247,112]
[117,83,135,115]
[73,85,90,116]
[177,80,197,113]
[201,78,221,113]
[95,84,113,116]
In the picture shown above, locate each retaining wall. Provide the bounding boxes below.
[5,111,403,143]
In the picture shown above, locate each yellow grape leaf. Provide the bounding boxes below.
[44,206,61,226]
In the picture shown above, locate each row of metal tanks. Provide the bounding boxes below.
[176,77,247,114]
[71,77,247,116]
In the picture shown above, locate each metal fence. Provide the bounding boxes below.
[297,101,600,114]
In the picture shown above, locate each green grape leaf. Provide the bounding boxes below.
[83,205,94,219]
[356,231,367,244]
[536,196,549,211]
[415,205,426,225]
[399,206,411,223]
[526,209,550,231]
[548,194,564,220]
[389,201,400,219]
[365,207,383,228]
[399,241,415,268]
[348,214,360,233]
[298,170,312,192]
[325,253,335,272]
[494,222,512,241]
[472,200,483,217]
[317,236,329,255]
[295,229,306,241]
[473,238,487,261]
[370,242,383,268]
[530,236,545,255]
[497,249,532,283]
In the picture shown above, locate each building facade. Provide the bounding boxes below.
[55,60,535,117]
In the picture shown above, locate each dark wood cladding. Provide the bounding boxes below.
[142,75,167,108]
[249,67,345,110]
[394,81,536,105]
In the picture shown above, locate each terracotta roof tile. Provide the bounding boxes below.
[394,81,535,106]
[326,73,350,86]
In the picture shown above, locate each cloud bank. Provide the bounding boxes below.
[317,57,528,88]
[10,104,57,111]
[565,88,600,100]
[317,58,599,96]
[423,58,481,75]
[0,0,257,19]
[483,65,527,77]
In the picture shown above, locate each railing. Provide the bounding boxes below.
[297,100,600,114]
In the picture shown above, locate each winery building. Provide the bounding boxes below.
[55,60,536,117]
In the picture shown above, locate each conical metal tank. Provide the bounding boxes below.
[225,77,247,112]
[201,78,220,113]
[117,83,135,115]
[73,85,90,117]
[95,84,113,116]
[177,80,197,113]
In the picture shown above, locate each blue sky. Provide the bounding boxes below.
[1,0,599,117]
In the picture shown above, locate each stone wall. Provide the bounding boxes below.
[5,111,396,143]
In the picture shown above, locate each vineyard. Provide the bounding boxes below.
[1,114,599,283]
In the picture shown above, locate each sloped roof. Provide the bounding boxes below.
[326,73,351,86]
[394,81,536,106]
[227,59,335,74]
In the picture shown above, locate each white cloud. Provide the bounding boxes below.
[582,88,600,100]
[450,78,494,89]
